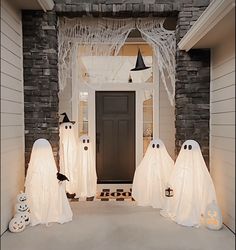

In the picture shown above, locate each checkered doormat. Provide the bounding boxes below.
[69,188,134,202]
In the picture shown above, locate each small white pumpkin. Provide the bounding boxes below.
[17,191,27,203]
[204,200,223,230]
[15,202,30,213]
[15,211,31,226]
[9,216,26,233]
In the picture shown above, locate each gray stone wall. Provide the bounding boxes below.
[175,1,210,166]
[22,11,59,170]
[54,0,180,17]
[22,0,211,170]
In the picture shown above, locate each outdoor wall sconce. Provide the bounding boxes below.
[131,49,150,71]
[165,187,174,197]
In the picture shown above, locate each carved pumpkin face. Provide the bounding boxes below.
[205,201,222,230]
[17,192,27,203]
[9,216,26,233]
[15,202,30,213]
[15,212,31,226]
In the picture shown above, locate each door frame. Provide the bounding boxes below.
[73,81,159,169]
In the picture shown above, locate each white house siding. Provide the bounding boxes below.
[0,0,24,234]
[159,79,175,160]
[210,34,235,232]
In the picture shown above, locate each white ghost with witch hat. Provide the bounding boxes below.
[160,140,218,227]
[132,139,174,209]
[77,135,97,198]
[25,139,72,226]
[59,113,78,196]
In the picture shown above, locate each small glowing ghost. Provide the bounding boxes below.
[132,139,174,208]
[59,113,79,195]
[77,135,97,198]
[25,138,73,226]
[160,140,217,227]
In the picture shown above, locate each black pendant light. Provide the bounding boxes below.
[131,49,150,71]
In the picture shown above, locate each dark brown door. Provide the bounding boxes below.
[96,91,135,183]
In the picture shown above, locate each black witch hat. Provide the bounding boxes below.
[60,113,75,124]
[131,49,150,71]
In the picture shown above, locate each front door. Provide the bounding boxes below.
[96,91,135,183]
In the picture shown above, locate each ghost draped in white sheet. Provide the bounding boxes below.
[25,139,73,226]
[77,135,97,198]
[132,139,174,209]
[59,113,79,196]
[160,140,217,227]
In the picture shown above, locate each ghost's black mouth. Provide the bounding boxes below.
[25,218,29,222]
[84,146,88,151]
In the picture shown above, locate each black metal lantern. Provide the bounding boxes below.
[165,187,174,197]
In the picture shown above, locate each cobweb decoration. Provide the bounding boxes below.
[136,19,176,106]
[58,17,176,106]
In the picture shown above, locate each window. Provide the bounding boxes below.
[78,92,88,136]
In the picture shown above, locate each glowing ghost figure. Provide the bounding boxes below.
[59,113,78,195]
[77,135,97,198]
[132,139,174,208]
[25,139,73,226]
[160,140,217,227]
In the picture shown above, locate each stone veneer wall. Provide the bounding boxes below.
[175,1,210,165]
[22,0,210,170]
[22,11,59,169]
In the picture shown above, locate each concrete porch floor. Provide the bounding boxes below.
[1,201,235,250]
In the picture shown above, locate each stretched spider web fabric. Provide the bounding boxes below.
[136,19,176,106]
[58,17,176,106]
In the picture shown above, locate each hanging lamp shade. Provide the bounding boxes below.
[131,49,150,71]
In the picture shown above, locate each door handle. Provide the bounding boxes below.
[96,133,100,153]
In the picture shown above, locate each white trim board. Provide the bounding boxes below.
[178,0,235,51]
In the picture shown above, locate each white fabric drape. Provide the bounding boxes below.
[160,140,217,227]
[60,122,79,194]
[58,17,176,106]
[77,135,97,198]
[25,139,73,226]
[132,139,174,208]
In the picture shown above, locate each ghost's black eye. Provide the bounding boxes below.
[87,139,89,143]
[152,144,155,148]
[65,126,68,129]
[156,144,160,148]
[69,125,72,129]
[184,145,187,150]
[83,139,85,143]
[188,145,192,150]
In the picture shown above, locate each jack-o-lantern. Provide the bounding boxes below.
[17,191,27,203]
[15,212,31,226]
[15,202,30,213]
[9,216,26,233]
[204,200,223,230]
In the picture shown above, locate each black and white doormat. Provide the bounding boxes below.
[70,188,134,202]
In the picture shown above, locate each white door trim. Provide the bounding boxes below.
[74,81,159,169]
